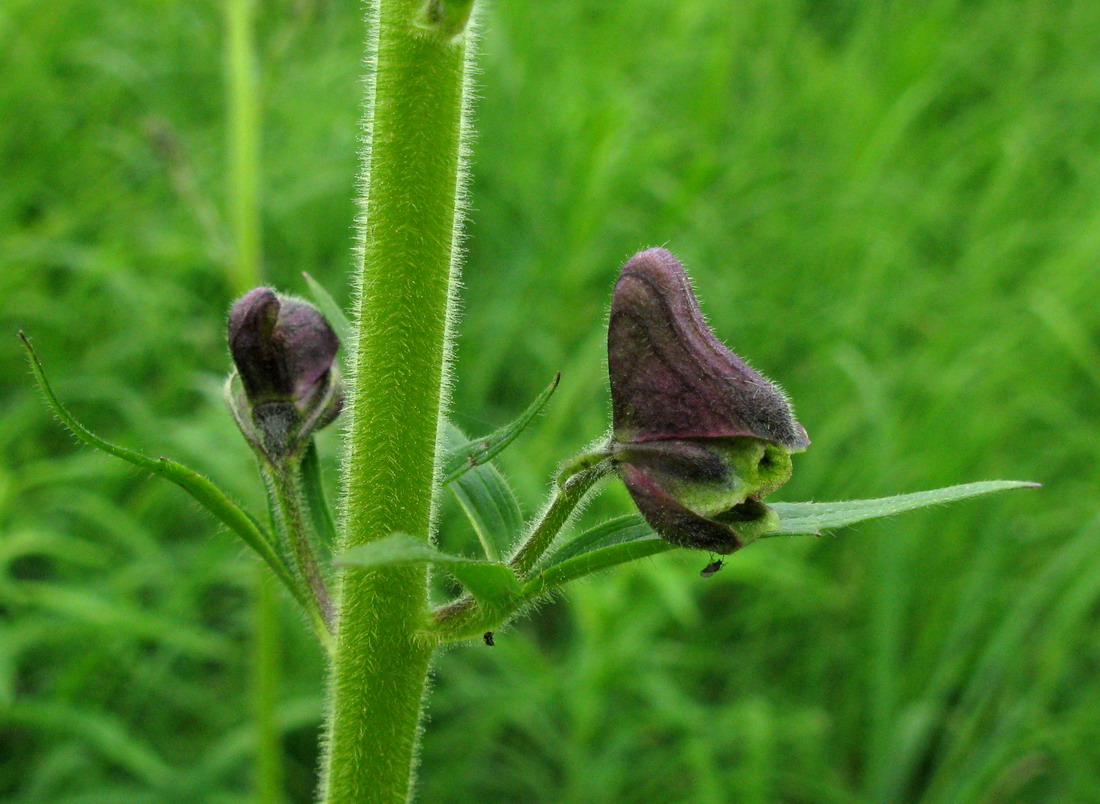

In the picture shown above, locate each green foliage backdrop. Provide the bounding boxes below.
[2,0,1098,801]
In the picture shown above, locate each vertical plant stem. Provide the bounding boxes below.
[225,2,276,798]
[320,2,474,801]
[225,0,262,294]
[253,569,285,804]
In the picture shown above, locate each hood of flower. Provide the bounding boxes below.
[606,248,808,553]
[608,247,809,451]
[228,287,339,409]
[225,287,343,460]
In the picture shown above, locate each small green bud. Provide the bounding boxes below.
[608,248,808,554]
[226,287,343,460]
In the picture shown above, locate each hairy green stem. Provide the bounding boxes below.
[320,1,475,801]
[431,459,616,642]
[267,463,333,626]
[509,459,614,576]
[260,464,334,653]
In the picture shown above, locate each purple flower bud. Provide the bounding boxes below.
[226,288,343,459]
[608,248,809,554]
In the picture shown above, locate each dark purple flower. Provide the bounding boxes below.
[226,288,343,459]
[608,248,808,554]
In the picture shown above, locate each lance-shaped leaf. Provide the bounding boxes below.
[451,463,523,563]
[19,333,307,612]
[535,481,1039,585]
[444,422,523,562]
[767,481,1041,536]
[339,534,522,613]
[441,372,560,485]
[540,514,652,568]
[300,440,339,546]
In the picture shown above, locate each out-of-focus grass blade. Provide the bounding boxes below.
[442,372,560,485]
[19,333,307,610]
[339,533,521,612]
[542,514,650,568]
[302,271,351,343]
[5,700,174,786]
[13,582,233,658]
[769,481,1039,535]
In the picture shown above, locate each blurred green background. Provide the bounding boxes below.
[3,0,1099,801]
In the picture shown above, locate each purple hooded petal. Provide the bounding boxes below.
[277,298,340,403]
[229,288,291,403]
[620,463,743,554]
[608,248,809,451]
[228,288,339,408]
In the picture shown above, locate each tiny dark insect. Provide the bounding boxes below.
[700,559,724,578]
[483,631,495,646]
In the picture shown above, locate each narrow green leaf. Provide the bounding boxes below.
[541,514,651,568]
[524,537,675,597]
[444,422,522,561]
[526,482,1039,591]
[302,271,351,343]
[301,440,339,546]
[339,534,521,611]
[19,333,307,611]
[442,372,560,484]
[451,463,523,562]
[5,700,174,785]
[768,481,1040,536]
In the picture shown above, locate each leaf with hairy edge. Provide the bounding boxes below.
[339,534,521,611]
[533,482,1039,584]
[768,481,1040,536]
[19,333,307,612]
[525,537,675,598]
[442,373,560,485]
[302,271,351,343]
[541,515,651,569]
